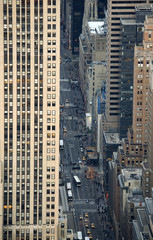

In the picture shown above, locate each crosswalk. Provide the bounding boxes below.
[60,88,71,91]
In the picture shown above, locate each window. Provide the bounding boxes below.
[52,9,56,14]
[52,24,56,30]
[47,118,51,123]
[52,79,56,84]
[52,48,56,53]
[52,16,56,21]
[52,133,55,138]
[52,71,56,76]
[47,79,51,84]
[52,118,56,123]
[48,24,51,29]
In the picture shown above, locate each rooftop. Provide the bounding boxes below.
[104,132,120,144]
[88,21,106,35]
[121,168,142,181]
[145,197,153,215]
[136,4,153,11]
[121,18,136,25]
[127,193,145,207]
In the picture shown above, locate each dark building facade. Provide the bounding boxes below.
[98,0,107,19]
[120,19,143,138]
[120,5,153,138]
[71,0,85,53]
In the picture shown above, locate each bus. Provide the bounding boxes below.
[67,190,73,201]
[77,231,82,240]
[66,182,71,190]
[59,139,64,150]
[85,237,89,240]
[73,175,81,187]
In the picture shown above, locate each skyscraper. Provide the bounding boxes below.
[105,0,152,134]
[0,0,60,239]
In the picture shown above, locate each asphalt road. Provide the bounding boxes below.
[60,30,115,240]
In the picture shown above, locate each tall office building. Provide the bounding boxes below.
[71,0,84,53]
[105,0,152,134]
[0,0,60,239]
[120,5,153,138]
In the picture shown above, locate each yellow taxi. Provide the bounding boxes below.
[63,127,67,133]
[85,212,88,218]
[84,220,89,228]
[65,99,69,103]
[91,223,95,229]
[87,229,91,235]
[83,156,86,161]
[79,215,83,220]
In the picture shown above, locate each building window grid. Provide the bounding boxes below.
[3,0,58,232]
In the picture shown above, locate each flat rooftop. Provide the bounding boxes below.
[121,168,142,181]
[127,193,145,207]
[145,197,153,215]
[88,21,105,35]
[104,132,120,144]
[121,18,136,25]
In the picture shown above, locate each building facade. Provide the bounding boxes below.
[0,0,60,239]
[105,0,152,134]
[142,16,153,198]
[71,0,84,53]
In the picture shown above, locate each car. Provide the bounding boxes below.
[85,218,88,223]
[74,134,82,137]
[87,229,91,235]
[63,127,67,133]
[91,223,95,228]
[83,156,86,161]
[79,215,83,220]
[79,160,82,164]
[72,165,80,170]
[80,147,84,152]
[85,199,89,203]
[89,235,93,239]
[65,99,69,103]
[85,223,89,228]
[68,111,71,116]
[85,213,88,218]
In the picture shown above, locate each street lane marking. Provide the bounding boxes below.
[60,79,69,81]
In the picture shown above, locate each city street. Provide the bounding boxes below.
[60,29,115,240]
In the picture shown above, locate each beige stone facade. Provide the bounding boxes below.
[87,62,106,113]
[79,21,106,108]
[0,0,60,239]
